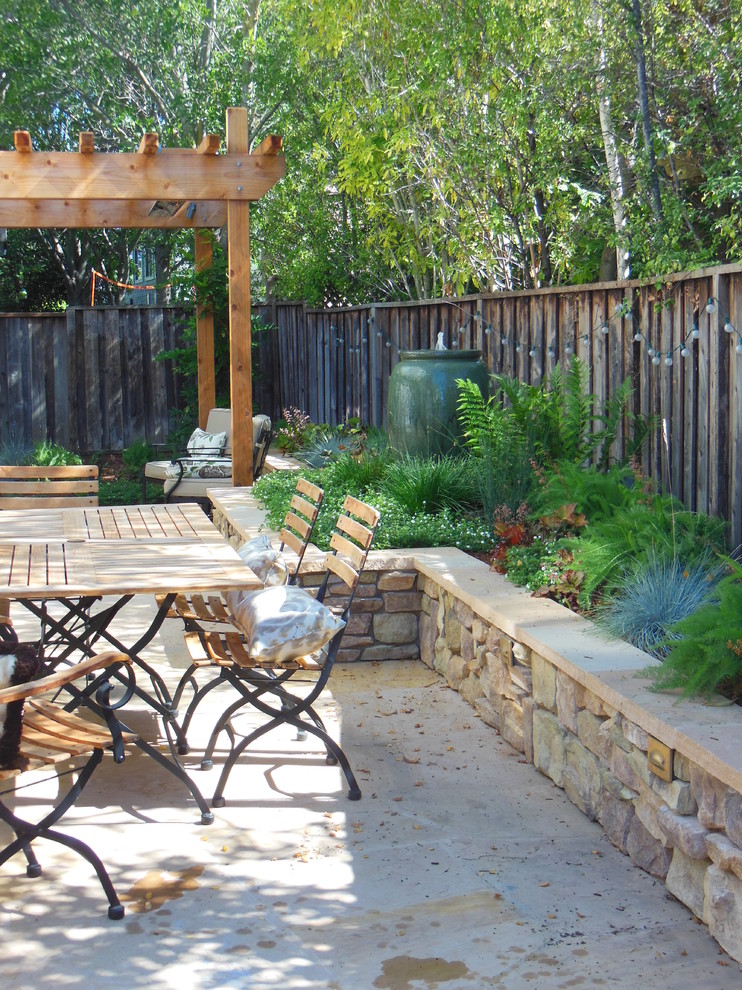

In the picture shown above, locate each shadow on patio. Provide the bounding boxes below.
[0,597,736,990]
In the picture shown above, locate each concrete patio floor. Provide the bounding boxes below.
[1,596,740,989]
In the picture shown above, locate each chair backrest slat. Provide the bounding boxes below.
[324,552,360,590]
[279,528,307,557]
[329,531,366,570]
[290,493,320,523]
[336,512,376,550]
[283,509,313,540]
[295,478,323,503]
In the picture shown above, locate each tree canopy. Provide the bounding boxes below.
[0,0,739,308]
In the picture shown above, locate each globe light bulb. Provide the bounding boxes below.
[680,346,690,358]
[634,331,643,342]
[647,347,655,357]
[706,298,717,314]
[529,347,536,358]
[724,321,734,334]
[652,354,661,365]
[665,354,673,366]
[691,325,700,338]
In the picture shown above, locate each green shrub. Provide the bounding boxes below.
[122,438,156,478]
[642,560,742,700]
[31,440,82,466]
[565,498,728,607]
[529,460,646,524]
[381,455,481,514]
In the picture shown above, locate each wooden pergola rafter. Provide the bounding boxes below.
[0,107,284,486]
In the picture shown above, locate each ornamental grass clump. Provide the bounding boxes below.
[597,557,722,657]
[642,560,742,701]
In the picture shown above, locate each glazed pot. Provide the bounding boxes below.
[387,349,489,457]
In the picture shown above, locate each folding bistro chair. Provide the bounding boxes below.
[181,496,380,806]
[167,479,324,735]
[165,477,324,631]
[0,649,214,921]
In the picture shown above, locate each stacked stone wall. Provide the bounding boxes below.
[418,575,742,964]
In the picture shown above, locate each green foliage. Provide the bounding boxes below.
[642,560,742,700]
[122,439,156,478]
[505,537,567,593]
[251,450,493,552]
[597,558,722,658]
[529,460,646,523]
[30,441,82,467]
[0,435,34,466]
[275,408,316,453]
[565,498,728,608]
[99,479,161,506]
[381,455,480,515]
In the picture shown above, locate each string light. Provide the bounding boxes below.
[352,293,742,377]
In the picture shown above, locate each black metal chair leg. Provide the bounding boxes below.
[0,750,125,919]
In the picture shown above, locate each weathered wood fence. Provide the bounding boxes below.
[257,263,742,545]
[0,306,186,453]
[1,263,740,542]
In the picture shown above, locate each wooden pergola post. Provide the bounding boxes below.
[194,229,216,428]
[226,107,253,487]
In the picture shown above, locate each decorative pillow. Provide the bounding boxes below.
[197,461,233,479]
[230,585,345,664]
[165,457,232,479]
[186,427,228,456]
[223,536,290,614]
[0,642,41,770]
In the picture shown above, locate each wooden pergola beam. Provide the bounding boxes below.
[0,150,285,201]
[0,199,228,228]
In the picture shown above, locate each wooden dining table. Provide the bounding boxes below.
[0,502,260,753]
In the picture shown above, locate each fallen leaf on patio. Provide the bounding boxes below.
[324,811,333,818]
[123,867,204,913]
[539,881,550,887]
[392,796,404,802]
[403,753,420,764]
[414,780,424,786]
[378,709,398,716]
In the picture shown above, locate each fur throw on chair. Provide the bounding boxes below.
[0,642,41,769]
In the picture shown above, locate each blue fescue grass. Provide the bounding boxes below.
[596,557,722,657]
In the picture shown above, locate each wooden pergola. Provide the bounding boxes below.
[0,106,284,486]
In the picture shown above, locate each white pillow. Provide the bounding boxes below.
[186,427,228,455]
[230,585,345,664]
[223,536,289,614]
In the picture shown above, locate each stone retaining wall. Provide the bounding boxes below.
[417,573,742,965]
